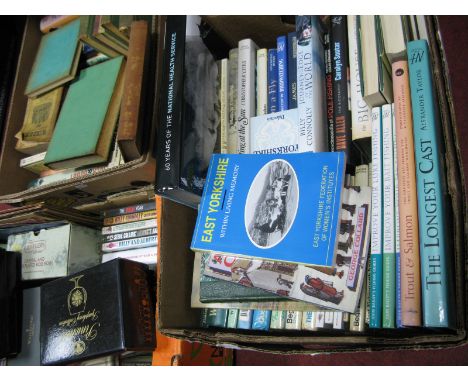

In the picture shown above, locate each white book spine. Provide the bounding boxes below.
[19,151,47,167]
[101,218,157,235]
[371,107,382,257]
[301,311,317,331]
[315,311,325,328]
[101,246,157,265]
[347,15,372,141]
[256,49,268,116]
[270,310,287,329]
[237,39,257,154]
[220,58,229,154]
[227,48,239,154]
[382,104,395,255]
[285,310,302,330]
[101,235,157,253]
[333,311,344,329]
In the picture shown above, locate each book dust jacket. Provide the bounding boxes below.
[191,152,345,266]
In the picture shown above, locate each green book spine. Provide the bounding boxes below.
[206,308,228,328]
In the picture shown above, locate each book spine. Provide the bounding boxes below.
[103,201,156,218]
[19,152,47,167]
[103,210,156,226]
[392,59,422,327]
[256,49,268,116]
[331,16,352,159]
[40,15,79,33]
[237,309,253,329]
[237,39,257,154]
[206,308,228,328]
[285,310,302,330]
[101,235,157,253]
[155,15,186,193]
[347,15,372,142]
[296,15,327,152]
[227,48,239,154]
[102,227,157,243]
[381,104,396,328]
[287,32,298,109]
[101,218,157,235]
[226,309,239,328]
[251,310,271,331]
[269,310,287,329]
[101,246,157,265]
[408,40,450,327]
[267,49,278,114]
[369,106,383,328]
[302,311,317,331]
[220,58,230,154]
[324,30,335,152]
[277,36,289,111]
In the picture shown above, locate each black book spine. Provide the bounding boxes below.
[330,16,352,161]
[324,28,335,152]
[102,201,156,218]
[155,15,187,194]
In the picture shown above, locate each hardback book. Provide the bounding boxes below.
[19,87,63,143]
[191,152,345,266]
[392,58,421,327]
[252,310,271,331]
[267,48,278,114]
[92,16,129,56]
[347,16,372,162]
[380,15,410,63]
[203,185,371,313]
[205,308,228,328]
[227,48,239,153]
[369,106,383,328]
[287,31,298,109]
[25,19,82,98]
[237,309,253,330]
[324,27,335,152]
[358,16,393,107]
[40,259,156,365]
[19,151,49,174]
[44,56,126,169]
[277,35,289,111]
[220,58,229,153]
[250,108,300,155]
[101,246,157,266]
[117,20,151,161]
[237,38,258,154]
[408,39,452,328]
[381,103,396,328]
[256,49,268,116]
[103,201,156,218]
[40,15,80,33]
[77,16,121,58]
[296,15,327,152]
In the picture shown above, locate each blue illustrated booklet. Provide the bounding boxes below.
[191,152,346,266]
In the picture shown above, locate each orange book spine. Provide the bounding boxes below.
[392,59,422,326]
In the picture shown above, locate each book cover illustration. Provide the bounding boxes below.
[203,185,371,313]
[192,152,345,266]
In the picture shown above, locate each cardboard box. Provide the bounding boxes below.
[156,17,467,353]
[0,16,164,207]
[7,223,100,280]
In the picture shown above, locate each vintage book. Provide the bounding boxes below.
[277,35,289,111]
[117,20,150,161]
[330,16,353,162]
[237,309,253,329]
[78,16,121,58]
[191,152,345,266]
[347,16,372,162]
[103,201,156,218]
[237,38,258,154]
[267,48,278,114]
[25,19,82,97]
[7,223,100,281]
[285,310,302,330]
[369,106,383,328]
[19,87,63,143]
[392,59,421,327]
[101,235,157,253]
[103,210,156,226]
[206,308,229,328]
[252,310,271,331]
[101,246,157,266]
[408,39,452,328]
[44,56,126,169]
[203,185,371,313]
[227,48,239,154]
[270,310,287,329]
[302,311,317,331]
[250,108,300,155]
[256,49,268,116]
[40,15,80,33]
[7,288,41,366]
[381,104,396,328]
[92,16,128,56]
[287,31,298,109]
[358,16,393,107]
[296,15,327,152]
[101,218,157,235]
[19,151,48,174]
[40,259,155,365]
[226,309,239,328]
[103,227,157,243]
[380,15,409,63]
[220,58,229,154]
[324,28,335,152]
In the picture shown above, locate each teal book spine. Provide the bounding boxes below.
[408,39,451,328]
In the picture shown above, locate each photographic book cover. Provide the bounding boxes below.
[192,152,345,266]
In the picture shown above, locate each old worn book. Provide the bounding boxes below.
[92,16,129,57]
[44,56,126,169]
[117,20,150,161]
[25,19,82,98]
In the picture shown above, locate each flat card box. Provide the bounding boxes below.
[7,223,100,280]
[40,258,156,365]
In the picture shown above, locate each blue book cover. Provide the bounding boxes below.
[252,310,272,331]
[408,40,452,328]
[287,32,298,109]
[267,49,278,113]
[191,152,345,266]
[277,36,289,111]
